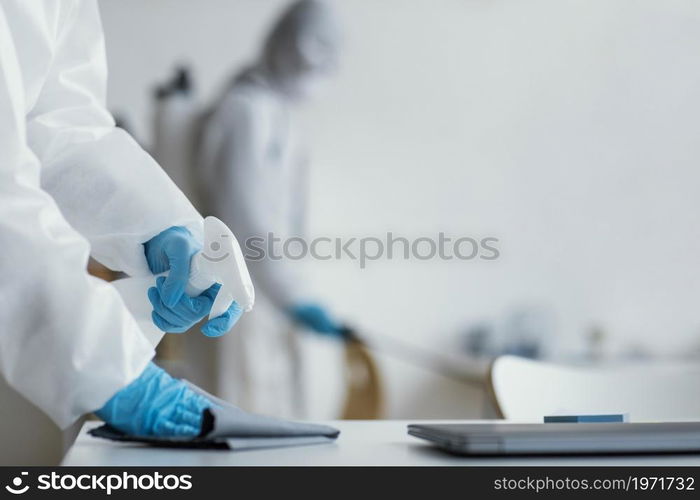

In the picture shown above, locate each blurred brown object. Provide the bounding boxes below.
[341,337,385,420]
[87,258,118,282]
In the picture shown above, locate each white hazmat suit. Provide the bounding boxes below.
[0,0,202,436]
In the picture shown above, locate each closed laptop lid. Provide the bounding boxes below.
[408,422,700,455]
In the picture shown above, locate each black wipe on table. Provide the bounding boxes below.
[89,384,340,451]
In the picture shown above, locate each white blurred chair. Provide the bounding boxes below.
[488,355,700,422]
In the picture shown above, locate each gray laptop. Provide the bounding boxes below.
[408,422,700,455]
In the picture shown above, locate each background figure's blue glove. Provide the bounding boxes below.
[290,303,342,335]
[95,362,210,437]
[148,277,243,337]
[143,226,201,308]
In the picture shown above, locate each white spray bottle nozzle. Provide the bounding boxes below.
[185,216,255,318]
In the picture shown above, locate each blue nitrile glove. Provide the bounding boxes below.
[148,277,243,337]
[95,362,210,437]
[144,226,201,307]
[290,303,342,335]
[144,226,242,337]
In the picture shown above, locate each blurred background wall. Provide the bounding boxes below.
[99,0,700,419]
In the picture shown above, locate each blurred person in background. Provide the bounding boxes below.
[195,0,344,418]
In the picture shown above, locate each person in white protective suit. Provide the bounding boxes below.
[0,0,243,450]
[196,0,344,418]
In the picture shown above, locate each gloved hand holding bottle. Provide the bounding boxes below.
[143,226,243,337]
[95,362,210,437]
[290,302,343,336]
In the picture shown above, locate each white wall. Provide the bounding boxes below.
[100,0,700,418]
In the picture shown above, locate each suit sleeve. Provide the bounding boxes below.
[26,0,203,277]
[0,3,155,429]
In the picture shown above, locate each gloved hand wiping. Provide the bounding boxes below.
[95,362,210,437]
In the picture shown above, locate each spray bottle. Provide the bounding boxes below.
[112,216,255,347]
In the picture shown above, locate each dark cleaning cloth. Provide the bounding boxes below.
[89,383,339,450]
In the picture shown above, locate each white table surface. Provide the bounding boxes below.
[62,421,700,466]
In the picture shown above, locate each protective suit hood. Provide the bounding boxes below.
[258,0,342,100]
